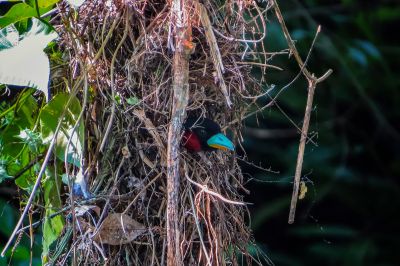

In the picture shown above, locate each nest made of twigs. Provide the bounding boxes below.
[52,0,278,265]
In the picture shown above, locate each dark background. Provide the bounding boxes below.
[1,0,399,265]
[243,0,400,265]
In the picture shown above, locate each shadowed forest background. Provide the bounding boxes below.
[243,0,400,265]
[1,0,399,265]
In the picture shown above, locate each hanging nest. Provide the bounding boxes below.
[52,0,279,265]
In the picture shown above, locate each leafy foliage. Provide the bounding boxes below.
[0,90,41,190]
[0,9,81,263]
[0,200,42,266]
[0,1,56,28]
[0,91,82,262]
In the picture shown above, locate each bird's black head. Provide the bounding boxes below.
[183,117,234,152]
[185,117,220,139]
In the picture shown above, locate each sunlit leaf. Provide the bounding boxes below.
[40,93,84,167]
[0,3,52,28]
[0,18,57,101]
[16,128,42,153]
[25,0,60,9]
[0,162,12,182]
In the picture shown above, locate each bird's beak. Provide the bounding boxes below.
[207,133,235,151]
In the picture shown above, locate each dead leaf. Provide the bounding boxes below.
[94,213,146,245]
[121,146,131,158]
[299,181,308,200]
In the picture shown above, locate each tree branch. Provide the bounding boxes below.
[167,0,191,264]
[270,0,333,224]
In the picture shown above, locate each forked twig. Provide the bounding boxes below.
[270,0,332,224]
[186,176,247,206]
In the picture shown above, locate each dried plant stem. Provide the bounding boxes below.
[288,74,332,224]
[196,1,232,107]
[99,12,126,153]
[186,176,246,206]
[270,0,332,224]
[187,177,211,265]
[271,0,312,79]
[167,1,191,265]
[34,0,292,264]
[288,79,316,224]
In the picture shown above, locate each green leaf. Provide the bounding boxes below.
[25,0,60,9]
[40,93,84,167]
[42,167,64,263]
[16,128,43,153]
[126,96,140,106]
[0,95,38,159]
[0,91,42,190]
[12,147,38,191]
[0,3,52,28]
[0,18,58,101]
[114,94,121,104]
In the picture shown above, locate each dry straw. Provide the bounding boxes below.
[34,0,325,264]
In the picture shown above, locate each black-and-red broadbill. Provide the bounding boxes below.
[182,117,234,152]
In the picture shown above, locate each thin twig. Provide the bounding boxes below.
[288,78,316,224]
[236,61,283,71]
[270,0,334,224]
[196,1,232,107]
[270,0,333,223]
[12,153,45,180]
[186,175,247,206]
[98,13,124,152]
[187,177,211,265]
[123,172,162,215]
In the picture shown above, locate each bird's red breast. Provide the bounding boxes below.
[182,130,202,152]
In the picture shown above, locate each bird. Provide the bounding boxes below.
[182,117,234,152]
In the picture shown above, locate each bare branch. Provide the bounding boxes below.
[167,0,191,264]
[270,0,333,224]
